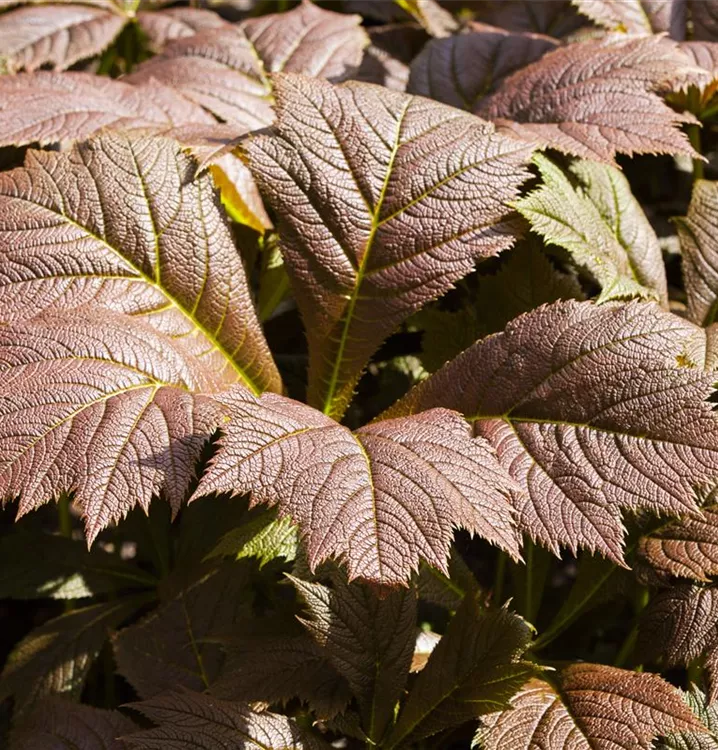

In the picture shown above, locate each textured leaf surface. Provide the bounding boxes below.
[114,564,251,698]
[515,154,668,303]
[389,597,534,746]
[677,180,718,326]
[476,665,703,750]
[0,597,144,713]
[208,511,298,567]
[478,36,696,163]
[137,7,230,53]
[126,691,324,749]
[0,133,279,392]
[9,698,136,750]
[193,387,520,586]
[573,0,687,36]
[408,22,557,110]
[293,577,416,742]
[657,686,718,750]
[0,3,126,72]
[385,300,718,562]
[247,73,533,417]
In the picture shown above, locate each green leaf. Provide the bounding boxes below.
[515,154,668,303]
[657,685,718,750]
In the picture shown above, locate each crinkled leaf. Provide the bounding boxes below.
[0,309,224,541]
[388,597,535,746]
[656,685,718,750]
[385,300,718,563]
[292,576,416,742]
[114,563,252,698]
[0,597,145,713]
[137,7,230,53]
[9,698,136,750]
[207,510,298,568]
[475,665,704,750]
[478,36,697,163]
[0,133,279,392]
[515,154,668,303]
[193,387,520,586]
[573,0,687,36]
[677,180,718,327]
[0,3,127,72]
[0,529,156,599]
[408,22,557,110]
[246,73,533,418]
[125,690,325,749]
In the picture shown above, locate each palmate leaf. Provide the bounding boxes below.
[193,387,520,586]
[386,596,535,747]
[515,154,668,304]
[573,0,687,36]
[475,665,704,750]
[477,35,698,163]
[127,0,368,129]
[0,3,128,72]
[10,697,136,750]
[125,690,325,750]
[0,132,279,392]
[408,22,557,111]
[291,576,416,743]
[246,73,533,418]
[385,300,718,563]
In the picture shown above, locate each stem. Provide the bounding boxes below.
[687,123,705,181]
[58,492,72,538]
[259,271,290,322]
[493,551,507,605]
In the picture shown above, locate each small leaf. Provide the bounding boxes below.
[246,73,533,418]
[388,597,535,746]
[476,664,704,750]
[193,387,520,586]
[385,300,718,563]
[0,4,127,72]
[515,154,668,303]
[125,690,325,749]
[478,36,698,163]
[573,0,687,37]
[292,576,417,742]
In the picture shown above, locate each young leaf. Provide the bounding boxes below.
[114,564,252,698]
[292,576,416,742]
[193,387,521,586]
[125,690,325,749]
[387,596,535,747]
[573,0,687,37]
[477,36,697,163]
[0,3,127,72]
[0,133,280,392]
[246,73,533,418]
[137,6,231,54]
[0,597,146,713]
[515,154,668,304]
[408,22,557,110]
[10,697,136,750]
[475,665,704,750]
[385,300,718,563]
[676,180,718,327]
[657,685,718,750]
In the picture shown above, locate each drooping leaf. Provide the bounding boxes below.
[638,505,718,582]
[385,300,718,563]
[137,6,231,53]
[477,36,698,163]
[0,3,127,72]
[193,387,520,586]
[408,22,557,110]
[246,73,533,418]
[291,576,416,742]
[573,0,687,37]
[475,665,704,750]
[657,685,718,750]
[0,133,280,392]
[387,597,535,747]
[0,529,156,599]
[639,584,718,702]
[676,180,718,327]
[210,153,273,234]
[125,690,325,749]
[515,154,668,303]
[0,596,146,713]
[9,697,136,750]
[113,563,252,698]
